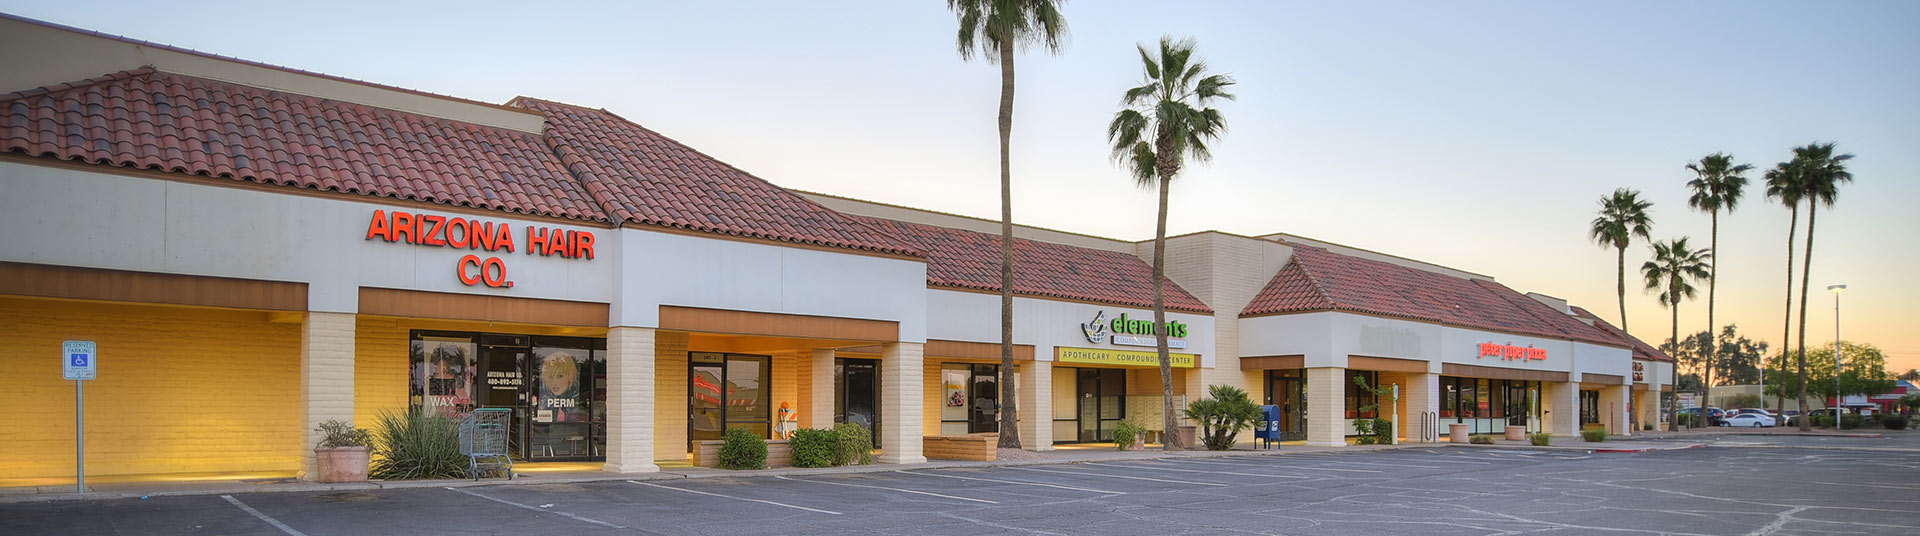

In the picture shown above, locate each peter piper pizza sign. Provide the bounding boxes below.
[364,209,596,289]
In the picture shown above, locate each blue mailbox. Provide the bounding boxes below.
[1254,405,1282,449]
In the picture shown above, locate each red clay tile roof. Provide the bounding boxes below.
[0,69,609,222]
[511,98,922,258]
[855,217,1212,313]
[1570,306,1673,362]
[1243,245,1622,347]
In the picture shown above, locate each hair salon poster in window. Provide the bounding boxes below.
[532,348,589,423]
[411,337,476,418]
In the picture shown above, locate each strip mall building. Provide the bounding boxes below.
[0,15,1672,482]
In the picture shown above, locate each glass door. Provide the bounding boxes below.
[1076,368,1125,442]
[1265,370,1306,441]
[968,365,998,434]
[528,340,593,460]
[835,358,880,448]
[689,353,772,450]
[479,346,528,459]
[689,354,727,445]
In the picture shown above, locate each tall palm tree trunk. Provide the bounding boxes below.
[1154,137,1180,451]
[1670,288,1680,426]
[995,39,1021,449]
[1794,204,1818,431]
[1616,246,1628,333]
[1778,204,1797,426]
[1704,213,1718,407]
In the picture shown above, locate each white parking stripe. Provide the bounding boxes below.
[445,487,626,528]
[627,480,841,515]
[1171,458,1382,473]
[896,470,1125,495]
[773,475,999,504]
[221,495,308,536]
[1329,460,1443,469]
[1085,461,1310,478]
[1008,466,1228,486]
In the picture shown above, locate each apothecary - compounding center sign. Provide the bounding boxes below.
[364,209,595,289]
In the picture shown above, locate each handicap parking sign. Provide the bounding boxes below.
[63,341,96,381]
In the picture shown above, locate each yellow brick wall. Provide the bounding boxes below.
[769,352,798,433]
[353,316,410,428]
[0,297,301,478]
[652,331,689,461]
[795,353,813,429]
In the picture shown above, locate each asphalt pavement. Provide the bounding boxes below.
[5,443,1917,535]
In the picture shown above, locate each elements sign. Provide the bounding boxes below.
[63,340,96,381]
[1081,311,1189,349]
[365,209,596,289]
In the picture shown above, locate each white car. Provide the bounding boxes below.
[1723,413,1778,428]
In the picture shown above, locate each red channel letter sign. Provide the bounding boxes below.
[364,209,595,289]
[1477,342,1546,362]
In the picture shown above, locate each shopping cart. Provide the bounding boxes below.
[460,408,514,480]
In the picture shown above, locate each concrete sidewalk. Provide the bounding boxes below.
[1,442,1412,504]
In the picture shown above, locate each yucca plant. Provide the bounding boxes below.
[369,410,468,480]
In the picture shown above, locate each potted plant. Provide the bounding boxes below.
[1112,418,1146,451]
[313,419,373,483]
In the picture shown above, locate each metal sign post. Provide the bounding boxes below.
[63,341,97,494]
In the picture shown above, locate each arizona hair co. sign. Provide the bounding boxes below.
[364,209,596,289]
[1477,342,1546,362]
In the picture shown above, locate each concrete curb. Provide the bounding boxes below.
[2,444,1432,504]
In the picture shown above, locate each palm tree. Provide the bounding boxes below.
[1107,35,1234,450]
[1643,237,1712,426]
[1685,153,1750,401]
[1589,189,1654,334]
[948,0,1067,449]
[1785,143,1854,430]
[1901,369,1920,383]
[1763,161,1803,425]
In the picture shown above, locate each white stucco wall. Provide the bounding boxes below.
[924,289,1216,368]
[611,228,927,340]
[1240,311,1631,378]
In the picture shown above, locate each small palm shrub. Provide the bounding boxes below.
[369,410,467,480]
[1528,432,1551,446]
[1581,427,1608,442]
[1184,384,1262,450]
[790,428,839,468]
[1468,435,1495,445]
[832,423,872,466]
[1112,419,1145,451]
[718,427,767,470]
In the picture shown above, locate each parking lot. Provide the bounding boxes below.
[6,445,1918,535]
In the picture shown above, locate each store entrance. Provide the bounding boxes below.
[834,358,881,448]
[479,344,528,459]
[690,353,771,449]
[1075,368,1126,442]
[411,331,607,462]
[1264,370,1307,441]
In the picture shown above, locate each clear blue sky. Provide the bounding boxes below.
[5,1,1915,371]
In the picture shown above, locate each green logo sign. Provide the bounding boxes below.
[1106,312,1187,338]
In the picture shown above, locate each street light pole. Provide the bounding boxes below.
[1828,284,1846,416]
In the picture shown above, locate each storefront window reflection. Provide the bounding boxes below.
[411,335,477,418]
[409,331,606,461]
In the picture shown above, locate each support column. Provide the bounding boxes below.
[810,349,836,431]
[1403,372,1439,443]
[1605,384,1632,436]
[1634,388,1657,431]
[1305,367,1347,447]
[300,312,356,480]
[604,326,659,473]
[878,342,925,464]
[1017,360,1052,450]
[1544,381,1578,436]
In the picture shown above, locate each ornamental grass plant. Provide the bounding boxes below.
[369,410,468,480]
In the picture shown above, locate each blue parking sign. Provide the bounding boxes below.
[63,341,96,381]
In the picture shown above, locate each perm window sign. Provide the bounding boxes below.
[63,340,96,381]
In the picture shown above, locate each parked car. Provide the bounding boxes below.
[1724,414,1778,428]
[1730,408,1777,419]
[1682,407,1728,426]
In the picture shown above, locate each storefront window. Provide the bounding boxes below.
[411,334,477,418]
[1345,370,1378,419]
[1580,390,1601,425]
[690,352,771,445]
[409,331,606,461]
[529,337,594,459]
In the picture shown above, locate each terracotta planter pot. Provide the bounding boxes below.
[1505,425,1527,441]
[315,446,370,483]
[1175,426,1198,448]
[1449,423,1470,443]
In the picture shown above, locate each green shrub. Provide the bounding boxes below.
[1642,424,1654,431]
[1675,413,1695,427]
[832,423,872,466]
[1581,428,1608,442]
[1880,415,1910,430]
[1528,432,1551,446]
[1811,415,1835,428]
[1351,418,1394,445]
[1112,419,1145,451]
[314,419,372,448]
[1468,435,1495,445]
[718,427,767,470]
[789,428,839,468]
[1839,413,1865,430]
[369,410,468,480]
[1184,385,1263,450]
